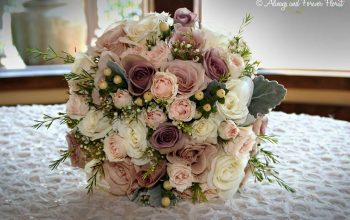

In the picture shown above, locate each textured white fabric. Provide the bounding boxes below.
[0,104,349,220]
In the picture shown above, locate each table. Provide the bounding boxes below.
[0,105,349,220]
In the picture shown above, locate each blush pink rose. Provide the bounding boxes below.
[112,89,133,109]
[167,162,193,192]
[218,120,239,140]
[66,94,89,120]
[170,24,205,50]
[150,72,178,101]
[143,108,167,129]
[167,141,218,183]
[94,22,127,56]
[252,116,268,136]
[120,46,148,60]
[103,158,139,196]
[163,60,206,98]
[168,98,196,122]
[66,132,86,169]
[223,126,257,158]
[103,132,127,162]
[147,42,172,68]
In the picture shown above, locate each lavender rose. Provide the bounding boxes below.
[170,24,205,50]
[66,132,86,169]
[136,160,166,188]
[122,54,156,96]
[163,60,206,98]
[167,141,217,183]
[174,8,198,27]
[103,158,139,195]
[150,122,188,154]
[203,48,229,80]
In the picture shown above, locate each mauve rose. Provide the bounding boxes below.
[143,108,167,130]
[103,158,139,195]
[170,24,205,50]
[167,141,217,183]
[163,60,206,98]
[122,54,156,96]
[147,42,172,68]
[176,183,218,200]
[66,132,86,168]
[173,8,198,27]
[94,22,127,56]
[136,160,166,188]
[150,122,188,154]
[203,48,229,80]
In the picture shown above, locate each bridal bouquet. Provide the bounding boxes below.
[33,8,293,207]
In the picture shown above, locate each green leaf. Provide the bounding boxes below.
[248,75,286,117]
[129,184,163,207]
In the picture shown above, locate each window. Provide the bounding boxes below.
[202,0,350,70]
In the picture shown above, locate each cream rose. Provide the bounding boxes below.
[207,154,246,199]
[218,120,239,140]
[191,116,220,144]
[77,110,112,140]
[143,108,167,129]
[167,162,193,192]
[103,132,127,162]
[202,28,229,50]
[223,126,257,161]
[113,119,148,160]
[112,89,133,109]
[151,72,178,102]
[168,98,196,122]
[217,76,253,125]
[71,52,95,75]
[123,14,160,44]
[66,94,89,120]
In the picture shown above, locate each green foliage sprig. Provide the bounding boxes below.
[33,112,78,129]
[237,14,253,37]
[191,183,208,203]
[27,46,75,63]
[86,160,104,194]
[49,150,72,170]
[249,148,296,193]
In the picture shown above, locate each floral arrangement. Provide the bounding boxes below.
[33,8,293,207]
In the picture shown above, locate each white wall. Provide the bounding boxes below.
[202,0,350,70]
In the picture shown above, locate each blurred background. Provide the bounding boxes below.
[0,0,349,120]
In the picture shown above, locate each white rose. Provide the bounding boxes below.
[191,116,220,144]
[71,52,95,75]
[218,120,239,140]
[123,14,160,44]
[113,119,148,160]
[66,94,89,120]
[112,89,133,109]
[202,28,229,50]
[217,76,253,125]
[103,132,127,162]
[77,110,112,140]
[167,162,193,192]
[207,154,246,199]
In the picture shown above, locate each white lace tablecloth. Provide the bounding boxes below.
[0,105,349,220]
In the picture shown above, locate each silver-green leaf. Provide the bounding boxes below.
[248,75,286,117]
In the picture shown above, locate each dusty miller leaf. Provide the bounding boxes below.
[248,75,286,117]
